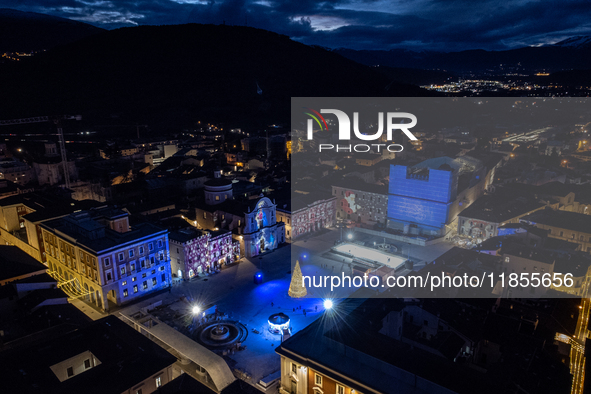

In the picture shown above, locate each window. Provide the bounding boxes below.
[139,246,144,254]
[158,240,163,248]
[152,278,157,286]
[104,257,110,266]
[130,263,135,272]
[120,267,126,276]
[132,277,137,282]
[505,257,510,263]
[124,289,128,297]
[86,255,89,263]
[122,280,127,286]
[155,377,162,388]
[84,359,91,369]
[106,272,112,281]
[177,248,179,253]
[118,252,124,261]
[215,195,220,201]
[160,266,165,271]
[129,249,134,258]
[142,273,147,278]
[136,390,142,394]
[336,385,345,394]
[560,231,564,237]
[67,367,74,377]
[315,373,322,387]
[291,363,297,374]
[148,242,154,251]
[141,258,146,268]
[161,274,166,282]
[142,281,148,290]
[133,285,138,293]
[203,212,207,219]
[151,269,156,274]
[159,251,164,261]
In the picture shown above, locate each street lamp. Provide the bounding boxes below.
[323,299,333,310]
[347,233,353,240]
[192,305,200,315]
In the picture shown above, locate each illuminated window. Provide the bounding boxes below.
[104,257,110,266]
[124,289,128,297]
[129,249,134,258]
[132,277,137,282]
[143,281,148,290]
[291,363,297,374]
[133,285,138,293]
[152,278,157,286]
[157,240,163,248]
[336,385,345,394]
[155,377,162,387]
[315,373,322,387]
[216,195,220,201]
[120,267,125,276]
[84,359,91,369]
[122,280,127,286]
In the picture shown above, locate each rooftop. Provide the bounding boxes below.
[521,208,591,234]
[0,315,177,394]
[0,245,47,283]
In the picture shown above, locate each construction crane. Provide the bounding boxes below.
[0,115,81,189]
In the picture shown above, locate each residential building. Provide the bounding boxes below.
[521,209,591,253]
[40,207,171,312]
[169,228,240,279]
[0,315,178,394]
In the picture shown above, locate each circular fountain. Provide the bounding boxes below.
[194,320,248,349]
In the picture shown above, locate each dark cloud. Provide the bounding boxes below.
[4,0,591,50]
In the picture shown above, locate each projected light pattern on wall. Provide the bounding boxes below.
[387,196,450,229]
[388,164,456,231]
[389,165,454,203]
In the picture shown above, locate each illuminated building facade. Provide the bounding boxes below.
[169,228,240,279]
[243,196,285,257]
[291,194,336,239]
[332,180,388,225]
[388,156,498,236]
[40,207,172,312]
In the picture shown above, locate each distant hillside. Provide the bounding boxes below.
[0,8,104,52]
[0,24,428,127]
[334,38,591,73]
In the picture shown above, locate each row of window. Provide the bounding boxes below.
[551,229,591,242]
[122,274,167,297]
[103,242,164,266]
[290,363,347,394]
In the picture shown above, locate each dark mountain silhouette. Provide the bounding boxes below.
[334,38,591,73]
[0,8,104,52]
[0,23,428,127]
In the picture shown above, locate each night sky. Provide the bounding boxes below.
[3,0,591,51]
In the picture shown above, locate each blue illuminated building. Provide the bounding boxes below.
[388,161,457,236]
[387,156,494,237]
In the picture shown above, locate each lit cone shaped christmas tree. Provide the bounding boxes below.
[288,260,307,298]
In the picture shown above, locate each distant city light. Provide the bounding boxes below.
[324,299,333,310]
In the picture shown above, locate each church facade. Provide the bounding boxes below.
[243,196,286,257]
